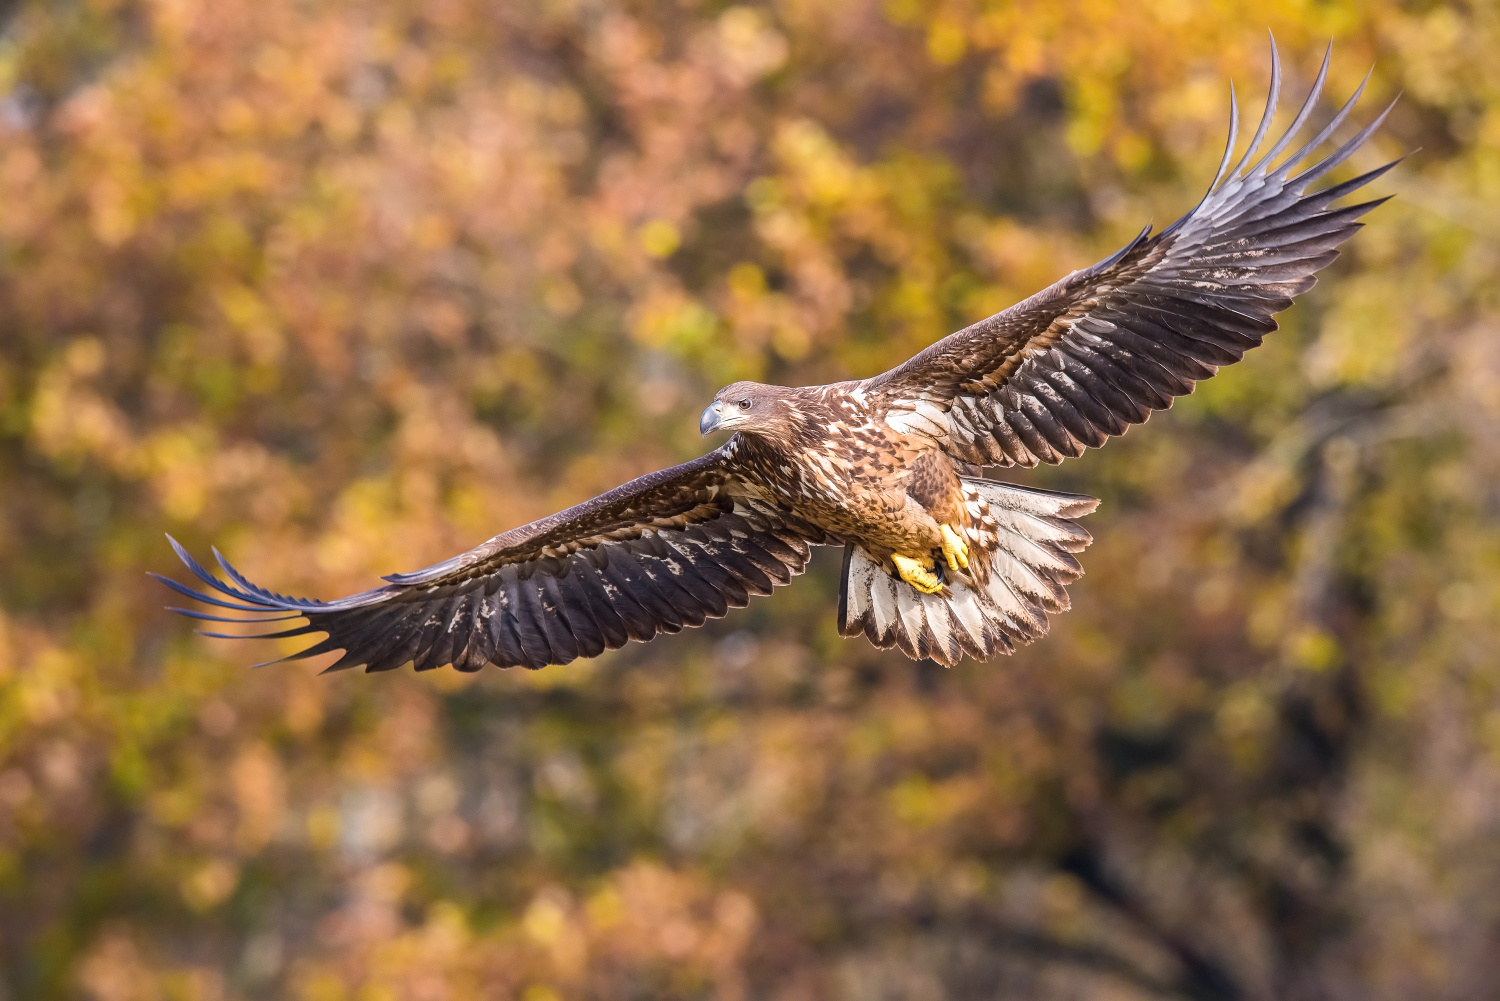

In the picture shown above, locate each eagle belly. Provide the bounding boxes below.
[754,430,961,560]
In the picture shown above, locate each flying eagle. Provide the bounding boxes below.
[160,45,1396,671]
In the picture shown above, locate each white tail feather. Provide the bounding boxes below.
[838,478,1099,665]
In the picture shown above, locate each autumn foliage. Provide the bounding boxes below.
[0,0,1497,998]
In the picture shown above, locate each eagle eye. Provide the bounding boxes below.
[738,399,752,410]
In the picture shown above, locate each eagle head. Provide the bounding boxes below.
[700,382,798,438]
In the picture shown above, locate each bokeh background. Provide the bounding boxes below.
[0,0,1496,998]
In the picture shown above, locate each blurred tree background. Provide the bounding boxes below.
[0,0,1496,997]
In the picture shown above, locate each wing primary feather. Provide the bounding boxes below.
[1218,198,1383,247]
[209,544,351,610]
[166,607,304,624]
[197,625,316,641]
[169,537,252,597]
[161,538,283,608]
[1275,66,1372,177]
[150,573,270,613]
[1251,41,1331,175]
[1289,100,1400,189]
[1294,157,1403,208]
[1229,34,1283,178]
[209,546,280,600]
[1209,82,1240,193]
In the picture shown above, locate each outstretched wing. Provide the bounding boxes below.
[157,444,827,672]
[865,43,1399,468]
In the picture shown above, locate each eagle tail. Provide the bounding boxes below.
[837,479,1098,666]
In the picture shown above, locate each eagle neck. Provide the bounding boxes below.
[735,429,802,466]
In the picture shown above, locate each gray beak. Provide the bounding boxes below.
[699,402,723,436]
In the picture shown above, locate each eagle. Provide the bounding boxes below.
[160,45,1396,671]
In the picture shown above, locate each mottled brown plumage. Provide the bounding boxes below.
[160,44,1397,669]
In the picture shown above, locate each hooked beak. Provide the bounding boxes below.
[699,402,724,436]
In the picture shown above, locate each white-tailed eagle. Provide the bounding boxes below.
[160,44,1396,670]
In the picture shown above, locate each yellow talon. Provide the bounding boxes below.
[893,553,943,594]
[940,524,970,572]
